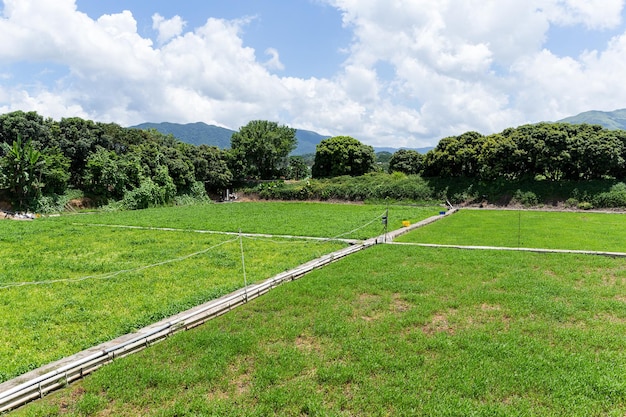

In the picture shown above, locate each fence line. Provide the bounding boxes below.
[74,223,362,244]
[0,237,240,290]
[388,241,626,258]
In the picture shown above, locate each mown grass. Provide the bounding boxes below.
[60,201,440,240]
[0,226,344,383]
[0,202,439,383]
[396,209,626,251]
[14,245,626,416]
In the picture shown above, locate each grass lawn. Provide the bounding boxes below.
[62,202,440,240]
[13,245,626,416]
[396,209,626,252]
[0,202,439,383]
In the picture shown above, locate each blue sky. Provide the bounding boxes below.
[1,0,626,148]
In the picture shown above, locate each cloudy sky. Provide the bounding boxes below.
[1,0,626,148]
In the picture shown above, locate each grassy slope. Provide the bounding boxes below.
[15,245,626,416]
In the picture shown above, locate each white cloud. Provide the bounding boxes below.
[541,0,624,29]
[1,0,626,148]
[152,13,186,45]
[263,48,285,71]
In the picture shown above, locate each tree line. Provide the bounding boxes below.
[0,111,240,210]
[2,109,626,211]
[421,123,626,180]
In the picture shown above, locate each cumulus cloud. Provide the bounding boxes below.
[263,48,285,71]
[1,0,626,148]
[152,13,186,45]
[541,0,624,29]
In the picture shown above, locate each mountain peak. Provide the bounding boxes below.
[557,108,626,130]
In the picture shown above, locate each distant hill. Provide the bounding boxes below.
[293,129,330,155]
[130,121,433,155]
[557,109,626,130]
[373,146,434,154]
[131,122,234,149]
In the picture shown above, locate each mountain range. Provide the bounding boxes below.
[131,122,433,155]
[556,108,626,130]
[132,122,336,155]
[132,109,626,155]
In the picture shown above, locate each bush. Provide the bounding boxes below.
[565,198,579,208]
[512,189,539,207]
[174,181,211,206]
[34,189,84,214]
[246,173,433,202]
[593,191,626,208]
[122,178,174,210]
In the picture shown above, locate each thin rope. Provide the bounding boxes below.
[321,211,387,241]
[0,236,239,290]
[74,223,357,243]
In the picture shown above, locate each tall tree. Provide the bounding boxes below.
[312,136,376,178]
[388,149,423,175]
[286,156,309,180]
[230,120,297,180]
[190,145,233,191]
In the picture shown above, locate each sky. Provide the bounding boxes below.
[1,0,626,148]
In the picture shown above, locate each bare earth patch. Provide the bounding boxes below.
[391,293,411,313]
[295,334,323,354]
[422,310,456,336]
[353,293,384,322]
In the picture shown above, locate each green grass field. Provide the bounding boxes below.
[62,202,439,240]
[396,209,626,252]
[0,202,439,383]
[13,245,626,416]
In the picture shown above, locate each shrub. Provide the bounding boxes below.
[174,181,211,206]
[565,198,579,208]
[122,178,174,210]
[34,189,84,214]
[513,189,539,207]
[593,191,626,208]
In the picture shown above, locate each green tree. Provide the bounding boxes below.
[312,136,376,178]
[376,151,393,163]
[191,145,233,191]
[230,120,297,180]
[286,156,309,180]
[40,148,71,195]
[577,130,625,179]
[83,147,128,200]
[477,134,521,180]
[388,149,423,175]
[0,110,53,149]
[0,136,43,210]
[423,131,484,178]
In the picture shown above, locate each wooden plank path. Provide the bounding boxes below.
[0,210,456,412]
